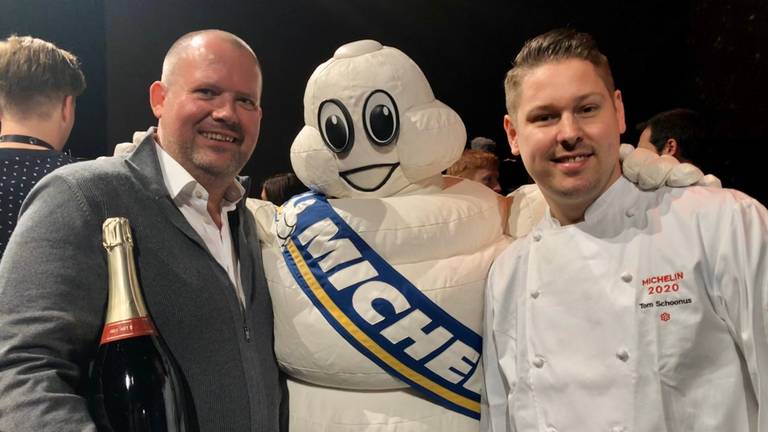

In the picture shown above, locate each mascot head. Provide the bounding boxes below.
[291,40,466,198]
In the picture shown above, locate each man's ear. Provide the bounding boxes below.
[503,114,520,156]
[662,138,679,157]
[149,81,167,119]
[614,90,626,134]
[61,95,75,124]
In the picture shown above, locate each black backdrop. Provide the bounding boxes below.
[2,0,766,203]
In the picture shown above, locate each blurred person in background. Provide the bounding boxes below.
[0,35,85,258]
[636,108,706,165]
[469,136,497,153]
[446,148,502,193]
[260,172,308,206]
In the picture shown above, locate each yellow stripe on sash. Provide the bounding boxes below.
[286,239,481,414]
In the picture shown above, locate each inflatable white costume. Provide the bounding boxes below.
[115,39,714,432]
[250,40,498,431]
[247,40,714,432]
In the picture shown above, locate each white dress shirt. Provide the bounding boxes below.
[155,143,246,306]
[482,177,768,432]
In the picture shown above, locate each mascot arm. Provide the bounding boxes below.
[112,130,147,156]
[245,198,279,247]
[620,143,722,190]
[505,184,547,241]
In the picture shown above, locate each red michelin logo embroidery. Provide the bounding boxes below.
[642,271,684,295]
[660,312,671,322]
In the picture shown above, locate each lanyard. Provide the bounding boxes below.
[0,134,56,150]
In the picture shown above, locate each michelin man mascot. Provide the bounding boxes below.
[246,39,716,431]
[249,39,500,431]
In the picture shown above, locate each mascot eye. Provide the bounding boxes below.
[363,90,399,146]
[318,99,354,153]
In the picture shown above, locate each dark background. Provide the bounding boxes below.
[2,0,766,203]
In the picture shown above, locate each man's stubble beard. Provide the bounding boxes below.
[179,136,245,180]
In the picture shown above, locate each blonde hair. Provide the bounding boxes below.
[504,29,614,118]
[446,149,499,177]
[0,35,85,118]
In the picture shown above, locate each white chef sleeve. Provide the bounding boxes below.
[707,194,768,431]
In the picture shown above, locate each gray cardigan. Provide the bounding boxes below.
[0,133,284,431]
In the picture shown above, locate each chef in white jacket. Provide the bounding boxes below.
[482,28,768,432]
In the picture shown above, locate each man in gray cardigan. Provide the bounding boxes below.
[0,30,284,431]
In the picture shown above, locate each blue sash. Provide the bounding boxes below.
[280,192,481,419]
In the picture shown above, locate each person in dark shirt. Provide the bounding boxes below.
[0,35,85,257]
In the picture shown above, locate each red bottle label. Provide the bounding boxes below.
[100,316,157,344]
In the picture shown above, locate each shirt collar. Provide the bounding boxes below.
[154,141,246,206]
[582,176,629,223]
[542,176,630,228]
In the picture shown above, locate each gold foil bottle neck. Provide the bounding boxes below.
[103,217,133,250]
[101,217,151,327]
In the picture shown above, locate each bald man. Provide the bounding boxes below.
[0,30,284,431]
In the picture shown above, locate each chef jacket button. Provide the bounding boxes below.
[532,232,542,242]
[620,272,633,283]
[625,208,635,217]
[530,290,541,299]
[532,356,545,368]
[616,349,630,362]
[546,426,558,432]
[195,190,204,199]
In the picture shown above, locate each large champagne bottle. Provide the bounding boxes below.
[89,217,196,432]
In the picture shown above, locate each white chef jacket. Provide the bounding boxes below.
[482,176,768,432]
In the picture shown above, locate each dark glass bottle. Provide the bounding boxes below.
[89,217,196,432]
